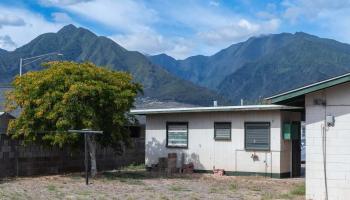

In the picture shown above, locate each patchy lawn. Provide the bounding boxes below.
[0,166,304,200]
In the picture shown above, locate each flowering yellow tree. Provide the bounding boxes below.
[6,61,142,176]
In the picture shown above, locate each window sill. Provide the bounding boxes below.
[244,149,271,152]
[214,139,231,141]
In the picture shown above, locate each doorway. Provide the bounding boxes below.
[291,121,301,177]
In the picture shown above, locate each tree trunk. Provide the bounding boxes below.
[87,135,97,177]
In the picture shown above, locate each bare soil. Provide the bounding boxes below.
[0,169,304,200]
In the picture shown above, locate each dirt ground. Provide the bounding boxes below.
[0,167,304,200]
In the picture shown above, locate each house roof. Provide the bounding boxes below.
[0,111,15,118]
[130,105,302,115]
[266,72,350,104]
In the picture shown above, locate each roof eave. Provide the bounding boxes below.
[266,74,350,104]
[130,105,302,115]
[0,112,16,118]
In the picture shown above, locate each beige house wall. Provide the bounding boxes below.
[145,110,301,176]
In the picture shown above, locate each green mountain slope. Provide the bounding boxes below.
[0,25,228,106]
[0,49,7,54]
[149,33,296,89]
[217,33,350,103]
[150,32,350,104]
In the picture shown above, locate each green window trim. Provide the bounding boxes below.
[245,122,270,151]
[214,122,231,141]
[166,122,188,148]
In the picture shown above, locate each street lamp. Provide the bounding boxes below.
[19,52,64,76]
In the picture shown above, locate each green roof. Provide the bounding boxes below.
[266,72,350,104]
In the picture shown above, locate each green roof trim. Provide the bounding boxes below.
[266,73,350,104]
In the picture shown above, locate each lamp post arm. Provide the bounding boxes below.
[19,52,63,76]
[22,56,48,67]
[22,52,61,61]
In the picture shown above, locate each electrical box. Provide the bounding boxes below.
[326,115,335,127]
[283,122,300,140]
[283,123,292,140]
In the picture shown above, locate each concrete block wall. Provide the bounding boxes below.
[0,134,145,178]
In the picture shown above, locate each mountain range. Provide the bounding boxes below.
[150,32,350,103]
[2,24,350,106]
[0,25,227,106]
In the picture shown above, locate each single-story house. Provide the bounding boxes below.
[266,72,350,200]
[131,105,303,178]
[0,112,15,135]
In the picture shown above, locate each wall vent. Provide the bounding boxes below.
[313,99,326,106]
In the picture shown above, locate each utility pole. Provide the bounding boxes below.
[19,58,23,76]
[84,133,88,185]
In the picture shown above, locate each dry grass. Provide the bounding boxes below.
[0,168,304,200]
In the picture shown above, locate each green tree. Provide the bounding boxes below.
[6,61,142,176]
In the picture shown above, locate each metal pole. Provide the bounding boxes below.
[84,133,89,185]
[68,129,102,185]
[19,58,23,76]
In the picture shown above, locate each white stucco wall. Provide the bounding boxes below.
[305,82,350,200]
[145,110,299,175]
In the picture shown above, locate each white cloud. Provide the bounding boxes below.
[156,1,280,54]
[0,35,17,49]
[198,19,280,46]
[49,0,158,33]
[39,0,93,6]
[209,1,220,7]
[0,5,68,51]
[41,0,189,57]
[5,0,347,59]
[256,3,278,20]
[52,12,73,23]
[37,0,282,58]
[156,1,281,54]
[0,14,26,28]
[112,29,194,59]
[282,0,350,22]
[281,0,350,43]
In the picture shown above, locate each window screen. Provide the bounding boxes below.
[245,122,270,150]
[214,122,231,140]
[167,122,188,148]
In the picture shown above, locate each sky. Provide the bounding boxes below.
[0,0,350,59]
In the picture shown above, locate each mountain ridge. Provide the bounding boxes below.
[3,25,350,106]
[0,24,229,106]
[150,32,350,104]
[149,32,306,89]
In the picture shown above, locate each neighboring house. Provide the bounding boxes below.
[131,105,302,178]
[0,112,15,134]
[266,72,350,200]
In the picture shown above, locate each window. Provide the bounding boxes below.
[245,122,270,151]
[166,122,188,148]
[214,122,231,140]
